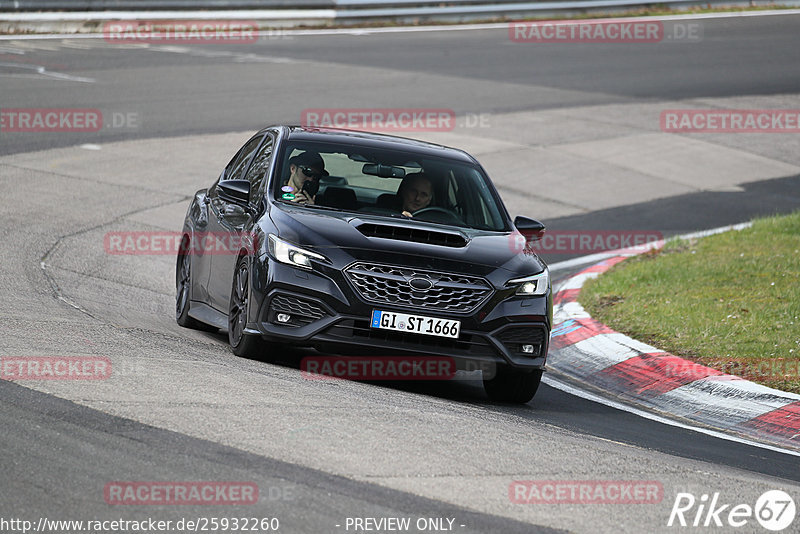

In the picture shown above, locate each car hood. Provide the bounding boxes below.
[266,203,545,281]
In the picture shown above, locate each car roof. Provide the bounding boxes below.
[273,125,478,165]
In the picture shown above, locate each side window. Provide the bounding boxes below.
[226,135,264,182]
[243,135,274,202]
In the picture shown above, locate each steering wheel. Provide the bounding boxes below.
[411,207,463,224]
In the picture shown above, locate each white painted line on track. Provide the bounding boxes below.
[557,271,600,290]
[0,62,95,82]
[542,373,800,457]
[2,9,800,40]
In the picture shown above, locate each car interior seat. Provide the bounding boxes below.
[375,193,401,210]
[319,187,358,210]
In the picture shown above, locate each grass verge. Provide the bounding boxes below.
[580,211,800,394]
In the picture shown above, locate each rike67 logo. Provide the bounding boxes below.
[668,490,795,531]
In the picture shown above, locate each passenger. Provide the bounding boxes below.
[398,172,433,217]
[284,151,328,205]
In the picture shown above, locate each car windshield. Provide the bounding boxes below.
[274,141,509,231]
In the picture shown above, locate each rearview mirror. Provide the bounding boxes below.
[218,179,251,205]
[514,216,546,241]
[362,163,406,178]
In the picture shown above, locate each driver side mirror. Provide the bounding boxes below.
[514,216,546,241]
[218,179,251,206]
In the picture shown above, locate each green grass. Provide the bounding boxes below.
[580,212,800,394]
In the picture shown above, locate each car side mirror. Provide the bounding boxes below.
[218,179,251,206]
[514,216,546,241]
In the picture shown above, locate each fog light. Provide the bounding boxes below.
[277,313,291,323]
[521,344,535,354]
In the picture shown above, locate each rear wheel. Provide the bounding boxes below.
[483,367,542,403]
[228,256,266,358]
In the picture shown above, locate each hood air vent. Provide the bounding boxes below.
[357,223,467,248]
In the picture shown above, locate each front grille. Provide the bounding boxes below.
[269,294,328,326]
[497,326,547,356]
[357,223,467,247]
[345,262,492,313]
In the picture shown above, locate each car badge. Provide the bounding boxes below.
[409,277,434,291]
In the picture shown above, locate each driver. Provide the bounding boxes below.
[398,172,433,217]
[283,151,328,205]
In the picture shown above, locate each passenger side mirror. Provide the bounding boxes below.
[218,179,251,206]
[514,216,546,241]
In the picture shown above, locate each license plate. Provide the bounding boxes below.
[371,310,461,339]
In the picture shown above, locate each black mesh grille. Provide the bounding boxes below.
[269,294,328,326]
[497,326,547,356]
[345,262,492,313]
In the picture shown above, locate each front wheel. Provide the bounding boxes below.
[228,256,267,358]
[483,367,542,403]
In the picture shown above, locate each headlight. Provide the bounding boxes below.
[508,268,549,296]
[268,234,325,270]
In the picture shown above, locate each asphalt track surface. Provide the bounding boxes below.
[2,13,800,534]
[1,14,800,155]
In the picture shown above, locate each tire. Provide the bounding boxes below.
[483,367,543,404]
[228,256,267,358]
[175,243,216,331]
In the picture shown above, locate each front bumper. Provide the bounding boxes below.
[249,260,551,370]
